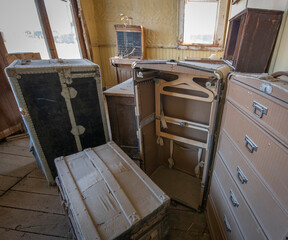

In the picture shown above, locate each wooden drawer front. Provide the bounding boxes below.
[209,173,244,240]
[227,79,288,146]
[222,101,288,211]
[218,131,288,240]
[206,196,225,240]
[214,154,266,239]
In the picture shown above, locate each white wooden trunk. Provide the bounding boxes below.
[55,141,170,240]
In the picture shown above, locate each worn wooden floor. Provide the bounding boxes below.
[0,136,210,240]
[0,136,73,240]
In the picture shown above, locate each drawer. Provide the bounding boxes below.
[221,101,288,211]
[213,154,266,239]
[217,131,288,239]
[209,173,244,240]
[206,196,225,240]
[227,79,288,146]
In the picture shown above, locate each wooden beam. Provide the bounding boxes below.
[74,0,93,61]
[71,0,88,59]
[34,0,58,59]
[158,132,207,149]
[0,32,9,69]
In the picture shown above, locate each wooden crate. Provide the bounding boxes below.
[55,141,170,240]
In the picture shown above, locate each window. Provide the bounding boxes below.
[178,0,228,49]
[0,0,87,59]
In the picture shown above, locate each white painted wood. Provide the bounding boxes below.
[158,132,207,149]
[55,157,101,240]
[104,78,134,97]
[55,141,169,240]
[84,148,140,225]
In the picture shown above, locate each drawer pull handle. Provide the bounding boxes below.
[230,189,239,207]
[252,101,268,119]
[237,166,248,184]
[224,215,232,232]
[245,135,258,153]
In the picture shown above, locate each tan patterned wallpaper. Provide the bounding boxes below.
[80,0,224,87]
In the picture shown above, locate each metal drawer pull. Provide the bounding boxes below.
[245,135,258,153]
[224,215,232,232]
[230,189,239,207]
[252,101,268,119]
[237,166,248,184]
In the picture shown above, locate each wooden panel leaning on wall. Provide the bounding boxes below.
[0,32,23,140]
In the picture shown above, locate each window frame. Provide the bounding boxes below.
[178,0,229,51]
[34,0,89,59]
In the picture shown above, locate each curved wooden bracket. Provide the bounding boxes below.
[158,74,215,102]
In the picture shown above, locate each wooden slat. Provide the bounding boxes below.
[158,132,207,149]
[0,175,21,191]
[162,116,209,132]
[0,228,70,240]
[0,143,34,158]
[0,191,64,215]
[55,156,101,240]
[0,207,71,238]
[71,0,88,59]
[6,52,41,65]
[35,0,58,59]
[84,148,140,225]
[0,153,35,177]
[74,0,93,61]
[27,168,46,180]
[12,177,58,196]
[107,142,168,203]
[0,33,23,140]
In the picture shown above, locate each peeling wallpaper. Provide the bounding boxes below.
[80,0,224,87]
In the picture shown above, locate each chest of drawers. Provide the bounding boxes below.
[207,73,288,239]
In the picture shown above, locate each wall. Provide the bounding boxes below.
[273,12,288,72]
[80,0,224,88]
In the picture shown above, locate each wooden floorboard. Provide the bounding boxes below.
[0,190,64,215]
[0,136,211,239]
[168,228,210,240]
[169,204,207,232]
[168,204,211,240]
[0,153,36,177]
[6,136,30,147]
[0,142,34,158]
[27,168,46,180]
[12,177,58,196]
[0,207,72,238]
[0,175,21,191]
[0,228,70,240]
